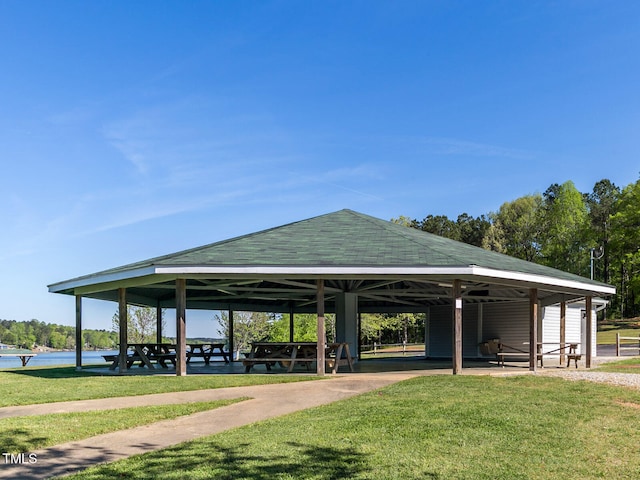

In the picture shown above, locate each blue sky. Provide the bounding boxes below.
[1,1,638,337]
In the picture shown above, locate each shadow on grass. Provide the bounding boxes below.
[1,366,103,379]
[0,427,48,454]
[70,441,375,480]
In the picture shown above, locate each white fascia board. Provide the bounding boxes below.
[153,266,477,276]
[48,266,159,293]
[49,264,615,296]
[468,266,616,295]
[154,266,614,294]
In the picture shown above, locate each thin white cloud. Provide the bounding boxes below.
[417,136,536,160]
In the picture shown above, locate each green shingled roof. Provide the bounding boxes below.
[58,209,608,289]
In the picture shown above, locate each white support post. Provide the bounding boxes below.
[317,279,326,376]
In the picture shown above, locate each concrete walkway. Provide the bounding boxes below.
[0,372,421,479]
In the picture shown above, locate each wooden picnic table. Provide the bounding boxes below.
[0,352,37,366]
[187,343,229,364]
[243,342,354,374]
[536,342,581,368]
[126,343,176,369]
[496,342,581,368]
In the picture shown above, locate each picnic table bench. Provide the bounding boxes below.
[186,343,229,364]
[243,342,354,374]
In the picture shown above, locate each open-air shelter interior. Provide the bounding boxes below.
[48,209,616,376]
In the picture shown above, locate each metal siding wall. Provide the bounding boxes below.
[591,308,597,356]
[542,306,560,346]
[482,302,529,349]
[463,304,479,357]
[566,306,582,349]
[541,304,597,357]
[428,306,451,357]
[426,304,479,358]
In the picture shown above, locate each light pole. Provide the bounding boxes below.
[590,246,604,280]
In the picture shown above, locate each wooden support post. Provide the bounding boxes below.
[529,288,538,372]
[317,279,326,376]
[118,288,128,373]
[452,280,462,375]
[229,309,234,362]
[176,279,187,376]
[75,295,82,371]
[156,304,163,344]
[560,301,566,365]
[585,296,593,369]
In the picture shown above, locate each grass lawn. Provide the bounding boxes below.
[0,399,246,454]
[66,375,640,480]
[597,317,640,344]
[596,356,640,373]
[0,365,319,407]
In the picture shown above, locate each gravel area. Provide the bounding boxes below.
[539,357,640,389]
[540,370,640,389]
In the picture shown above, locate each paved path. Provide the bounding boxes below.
[0,372,419,479]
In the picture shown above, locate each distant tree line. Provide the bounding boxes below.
[0,319,117,350]
[395,177,640,319]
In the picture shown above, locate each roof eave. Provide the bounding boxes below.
[48,264,616,297]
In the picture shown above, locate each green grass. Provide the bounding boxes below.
[0,365,320,407]
[597,328,640,345]
[596,356,640,373]
[65,375,640,480]
[0,399,246,454]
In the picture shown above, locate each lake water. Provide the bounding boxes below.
[0,350,118,369]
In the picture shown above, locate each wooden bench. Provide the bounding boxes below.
[565,353,582,368]
[496,351,532,367]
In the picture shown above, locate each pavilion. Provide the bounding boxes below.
[48,209,615,375]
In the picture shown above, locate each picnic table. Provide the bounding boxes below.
[243,342,354,374]
[495,342,581,368]
[103,343,176,370]
[0,350,37,366]
[187,343,229,364]
[536,342,581,368]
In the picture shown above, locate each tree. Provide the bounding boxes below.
[112,306,164,344]
[456,213,490,247]
[484,194,544,262]
[585,179,621,283]
[391,215,419,229]
[609,178,640,318]
[540,181,590,275]
[215,311,272,356]
[360,313,424,346]
[419,215,459,240]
